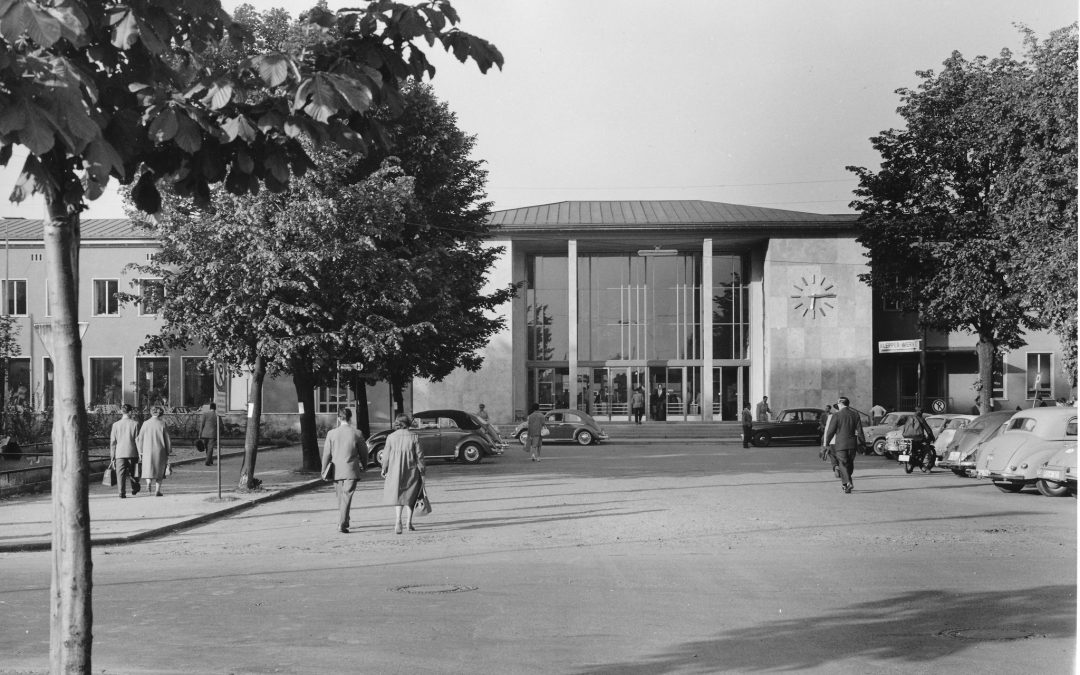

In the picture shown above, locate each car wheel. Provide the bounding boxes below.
[575,430,594,446]
[993,481,1025,493]
[1036,479,1070,497]
[372,446,386,467]
[950,468,967,477]
[518,432,528,446]
[460,443,482,465]
[872,438,887,456]
[752,431,771,447]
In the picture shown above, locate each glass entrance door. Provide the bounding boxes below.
[589,366,645,421]
[713,366,748,421]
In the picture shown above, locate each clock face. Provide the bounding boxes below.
[790,274,837,319]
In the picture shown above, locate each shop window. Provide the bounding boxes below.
[1026,353,1052,400]
[6,357,29,406]
[93,279,119,316]
[89,357,123,408]
[5,279,26,316]
[139,279,165,315]
[991,352,1005,399]
[43,357,53,410]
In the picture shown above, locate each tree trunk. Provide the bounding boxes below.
[238,354,266,490]
[43,200,93,673]
[975,336,995,415]
[290,356,319,471]
[353,373,370,438]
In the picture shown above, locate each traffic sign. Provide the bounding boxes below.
[214,364,228,409]
[930,398,946,413]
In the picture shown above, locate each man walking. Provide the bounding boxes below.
[321,408,366,533]
[824,396,865,494]
[526,403,547,462]
[631,387,645,424]
[109,404,140,498]
[199,402,218,466]
[755,396,772,422]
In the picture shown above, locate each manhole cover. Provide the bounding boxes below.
[391,584,477,595]
[939,627,1041,641]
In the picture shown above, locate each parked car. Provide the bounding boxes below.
[514,409,608,446]
[1036,445,1077,497]
[937,410,1015,476]
[883,414,951,459]
[748,408,825,447]
[933,414,978,459]
[366,409,506,466]
[974,407,1078,493]
[862,411,915,456]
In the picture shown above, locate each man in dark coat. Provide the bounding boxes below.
[740,404,753,448]
[824,396,865,494]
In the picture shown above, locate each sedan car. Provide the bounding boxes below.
[933,414,978,458]
[975,407,1078,493]
[366,409,507,466]
[862,411,915,456]
[514,409,608,446]
[748,408,825,447]
[1036,445,1077,497]
[936,410,1015,476]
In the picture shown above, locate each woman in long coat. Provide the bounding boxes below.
[137,406,172,496]
[381,413,425,534]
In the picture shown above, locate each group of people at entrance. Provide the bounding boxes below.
[320,409,429,535]
[626,384,671,424]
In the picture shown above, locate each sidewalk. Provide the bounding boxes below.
[0,444,323,553]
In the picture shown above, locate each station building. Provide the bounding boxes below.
[0,202,1072,428]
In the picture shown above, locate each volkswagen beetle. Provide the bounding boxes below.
[1036,445,1077,497]
[974,408,1077,493]
[366,409,506,466]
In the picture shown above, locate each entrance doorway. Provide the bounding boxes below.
[586,366,646,421]
[648,366,703,421]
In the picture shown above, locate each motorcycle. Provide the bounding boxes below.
[897,438,935,474]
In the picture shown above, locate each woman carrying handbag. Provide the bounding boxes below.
[381,414,426,534]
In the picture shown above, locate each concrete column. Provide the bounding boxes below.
[568,240,578,411]
[701,239,713,421]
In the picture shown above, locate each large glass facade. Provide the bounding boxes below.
[526,250,750,420]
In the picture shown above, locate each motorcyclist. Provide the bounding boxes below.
[902,408,937,468]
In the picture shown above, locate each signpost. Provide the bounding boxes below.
[878,339,922,353]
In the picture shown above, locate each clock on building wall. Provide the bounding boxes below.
[790,274,837,319]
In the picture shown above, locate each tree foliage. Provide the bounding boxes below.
[848,25,1078,412]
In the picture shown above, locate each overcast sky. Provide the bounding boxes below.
[0,0,1075,220]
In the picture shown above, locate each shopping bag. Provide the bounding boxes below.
[103,462,117,487]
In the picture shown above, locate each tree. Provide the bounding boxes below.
[0,2,500,670]
[351,83,517,413]
[133,155,418,477]
[989,25,1078,385]
[846,28,1075,412]
[847,28,1074,415]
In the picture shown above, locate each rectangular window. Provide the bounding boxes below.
[712,255,749,360]
[526,256,569,361]
[5,279,26,316]
[44,279,50,317]
[43,357,53,410]
[991,352,1005,399]
[89,357,123,408]
[7,357,29,406]
[182,358,214,408]
[93,279,119,316]
[139,279,165,315]
[136,357,169,410]
[1027,353,1052,400]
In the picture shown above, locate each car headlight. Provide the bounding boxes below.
[1019,463,1028,470]
[1008,465,1017,471]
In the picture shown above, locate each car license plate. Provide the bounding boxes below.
[1042,470,1063,480]
[898,454,910,462]
[976,470,989,478]
[948,451,959,461]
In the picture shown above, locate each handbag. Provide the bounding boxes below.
[164,462,173,477]
[195,439,206,453]
[414,482,432,516]
[103,462,117,487]
[540,427,550,437]
[321,462,335,481]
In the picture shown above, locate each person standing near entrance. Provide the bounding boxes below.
[653,384,666,421]
[526,403,547,461]
[755,396,771,422]
[322,408,365,534]
[740,404,753,448]
[870,402,886,425]
[824,396,865,494]
[109,404,141,498]
[199,402,218,466]
[631,387,645,424]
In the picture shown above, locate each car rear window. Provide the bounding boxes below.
[1068,419,1077,436]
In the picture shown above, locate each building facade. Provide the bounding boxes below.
[4,203,1072,428]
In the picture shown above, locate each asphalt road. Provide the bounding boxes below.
[1,439,1075,674]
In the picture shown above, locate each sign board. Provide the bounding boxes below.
[878,339,922,354]
[930,399,947,413]
[213,364,229,409]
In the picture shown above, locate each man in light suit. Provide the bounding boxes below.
[109,404,141,498]
[824,396,865,494]
[321,408,366,533]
